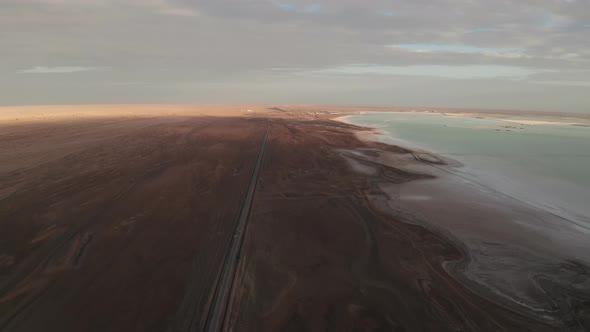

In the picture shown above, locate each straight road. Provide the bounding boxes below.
[203,128,269,332]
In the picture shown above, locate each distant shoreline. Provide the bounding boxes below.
[2,104,589,125]
[332,109,590,124]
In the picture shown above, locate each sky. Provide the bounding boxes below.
[1,0,589,112]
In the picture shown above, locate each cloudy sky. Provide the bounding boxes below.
[1,0,589,112]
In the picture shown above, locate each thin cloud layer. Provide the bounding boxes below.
[19,66,101,74]
[1,0,589,111]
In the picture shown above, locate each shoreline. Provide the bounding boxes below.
[334,110,590,126]
[337,112,590,226]
[335,113,590,328]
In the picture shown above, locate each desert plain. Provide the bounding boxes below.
[0,105,588,332]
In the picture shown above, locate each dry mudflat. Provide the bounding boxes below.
[0,105,586,331]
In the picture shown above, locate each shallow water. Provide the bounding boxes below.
[347,112,590,228]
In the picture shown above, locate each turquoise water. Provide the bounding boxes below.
[347,112,590,224]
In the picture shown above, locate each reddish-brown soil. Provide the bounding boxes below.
[0,115,267,331]
[227,118,555,332]
[0,106,565,331]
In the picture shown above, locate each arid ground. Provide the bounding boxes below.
[0,105,588,331]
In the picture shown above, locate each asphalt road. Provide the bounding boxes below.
[204,128,269,332]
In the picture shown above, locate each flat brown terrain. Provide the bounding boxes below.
[0,105,582,331]
[0,110,268,331]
